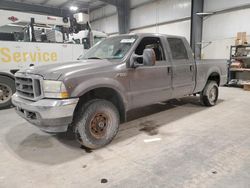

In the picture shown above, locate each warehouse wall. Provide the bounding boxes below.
[90,0,191,41]
[90,5,118,34]
[132,20,191,43]
[90,0,250,60]
[202,0,250,59]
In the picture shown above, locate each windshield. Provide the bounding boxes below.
[80,35,138,60]
[94,36,106,44]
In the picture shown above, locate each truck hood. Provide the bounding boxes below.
[18,59,114,80]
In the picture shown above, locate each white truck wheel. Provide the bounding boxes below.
[0,76,15,109]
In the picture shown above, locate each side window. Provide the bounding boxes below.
[135,37,165,62]
[167,38,188,60]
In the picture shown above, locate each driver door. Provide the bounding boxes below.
[128,37,172,109]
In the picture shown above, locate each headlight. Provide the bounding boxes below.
[43,80,69,99]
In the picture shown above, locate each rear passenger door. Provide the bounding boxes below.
[167,37,195,97]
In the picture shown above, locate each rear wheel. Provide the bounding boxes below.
[0,76,15,109]
[200,81,219,106]
[73,99,120,149]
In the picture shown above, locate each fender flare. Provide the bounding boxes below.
[203,66,221,88]
[71,77,129,109]
[206,70,220,84]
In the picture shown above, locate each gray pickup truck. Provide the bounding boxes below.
[12,33,227,149]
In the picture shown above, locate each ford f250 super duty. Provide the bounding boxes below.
[12,33,228,149]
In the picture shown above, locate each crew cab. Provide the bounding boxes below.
[12,33,228,149]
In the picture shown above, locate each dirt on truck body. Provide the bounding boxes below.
[12,33,228,149]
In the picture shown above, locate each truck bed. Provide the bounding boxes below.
[194,59,228,93]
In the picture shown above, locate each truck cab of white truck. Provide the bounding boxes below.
[0,10,107,109]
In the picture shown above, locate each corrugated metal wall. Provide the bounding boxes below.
[90,0,250,59]
[90,0,191,41]
[202,0,250,59]
[204,0,250,12]
[90,5,118,34]
[130,0,191,31]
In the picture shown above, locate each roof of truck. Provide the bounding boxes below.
[123,33,185,39]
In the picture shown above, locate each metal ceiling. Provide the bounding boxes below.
[0,0,129,34]
[16,0,106,10]
[0,0,107,16]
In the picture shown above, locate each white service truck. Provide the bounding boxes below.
[0,10,107,109]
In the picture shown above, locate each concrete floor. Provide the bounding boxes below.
[0,87,250,188]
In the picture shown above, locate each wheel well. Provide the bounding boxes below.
[0,73,15,81]
[207,72,220,86]
[75,87,126,123]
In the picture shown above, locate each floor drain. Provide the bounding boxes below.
[82,165,87,168]
[101,178,108,183]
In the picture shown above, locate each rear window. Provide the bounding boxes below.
[167,38,188,60]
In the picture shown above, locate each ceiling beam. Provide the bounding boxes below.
[58,0,89,9]
[58,0,74,8]
[40,0,50,5]
[0,0,70,17]
[99,0,130,34]
[99,0,117,6]
[89,2,107,11]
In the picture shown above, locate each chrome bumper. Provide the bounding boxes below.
[12,93,79,133]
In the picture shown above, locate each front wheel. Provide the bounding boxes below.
[73,99,120,149]
[200,81,219,106]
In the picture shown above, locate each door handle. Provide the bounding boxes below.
[167,67,172,74]
[190,65,194,71]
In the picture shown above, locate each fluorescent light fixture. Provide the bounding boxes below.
[69,6,78,11]
[196,12,214,16]
[196,41,212,45]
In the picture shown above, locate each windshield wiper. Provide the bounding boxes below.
[87,57,102,59]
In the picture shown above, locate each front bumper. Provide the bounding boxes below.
[12,93,79,133]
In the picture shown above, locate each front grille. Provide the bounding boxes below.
[15,73,43,101]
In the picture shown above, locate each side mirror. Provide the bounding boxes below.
[142,48,156,66]
[129,48,156,68]
[129,53,141,68]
